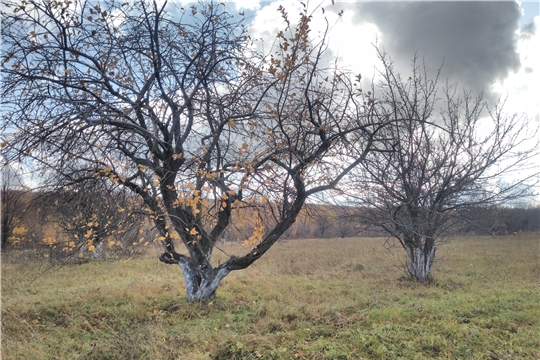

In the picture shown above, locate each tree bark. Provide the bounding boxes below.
[405,243,435,282]
[160,252,230,302]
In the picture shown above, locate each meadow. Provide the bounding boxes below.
[2,234,539,359]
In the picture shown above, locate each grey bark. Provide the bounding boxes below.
[176,257,230,302]
[405,244,435,282]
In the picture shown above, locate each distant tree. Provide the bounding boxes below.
[1,163,29,249]
[1,1,387,301]
[315,207,333,237]
[36,180,150,259]
[344,50,539,281]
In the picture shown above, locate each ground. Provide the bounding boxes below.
[2,234,539,359]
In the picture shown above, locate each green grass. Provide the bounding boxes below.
[2,234,539,359]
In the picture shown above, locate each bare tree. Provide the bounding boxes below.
[1,163,29,249]
[1,1,387,301]
[344,50,539,282]
[36,180,150,259]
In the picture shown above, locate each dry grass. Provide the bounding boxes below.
[2,234,539,359]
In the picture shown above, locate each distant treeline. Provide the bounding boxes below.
[275,204,540,240]
[2,189,539,253]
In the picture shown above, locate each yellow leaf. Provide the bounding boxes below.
[189,228,199,235]
[228,118,237,128]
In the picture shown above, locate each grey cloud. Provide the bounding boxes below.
[343,1,522,103]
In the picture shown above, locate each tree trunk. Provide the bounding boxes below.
[405,243,435,282]
[1,212,10,249]
[158,184,307,302]
[179,260,230,302]
[160,253,230,302]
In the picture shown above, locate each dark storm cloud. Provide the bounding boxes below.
[345,1,522,102]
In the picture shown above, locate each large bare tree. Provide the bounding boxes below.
[1,0,387,301]
[343,50,539,281]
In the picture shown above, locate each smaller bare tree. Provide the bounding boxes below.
[344,49,539,281]
[37,180,150,260]
[1,163,30,249]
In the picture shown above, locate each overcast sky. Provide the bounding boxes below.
[231,0,539,123]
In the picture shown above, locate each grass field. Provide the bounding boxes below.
[2,234,539,359]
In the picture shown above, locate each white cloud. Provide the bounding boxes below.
[248,0,303,52]
[248,1,381,68]
[491,15,540,122]
[229,0,261,12]
[321,10,383,76]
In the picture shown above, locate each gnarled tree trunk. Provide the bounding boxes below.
[405,239,435,282]
[160,252,230,302]
[158,203,309,302]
